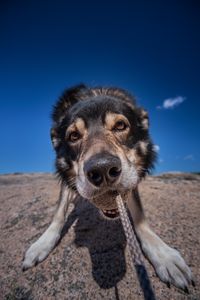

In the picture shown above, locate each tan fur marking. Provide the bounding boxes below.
[66,118,86,136]
[105,112,130,131]
[142,118,149,129]
[126,148,137,164]
[138,141,148,155]
[140,109,148,118]
[51,128,61,148]
[72,161,78,175]
[75,118,86,133]
[57,157,67,169]
[82,138,115,162]
[140,109,149,129]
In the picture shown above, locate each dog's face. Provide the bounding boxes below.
[51,85,156,216]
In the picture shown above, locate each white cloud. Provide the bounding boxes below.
[153,144,160,152]
[184,154,194,161]
[157,96,186,110]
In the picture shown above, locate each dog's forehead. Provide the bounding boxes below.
[68,96,134,124]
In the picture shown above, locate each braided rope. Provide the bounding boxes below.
[116,194,156,300]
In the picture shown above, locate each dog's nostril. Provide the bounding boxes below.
[84,154,121,186]
[108,167,121,178]
[88,170,103,186]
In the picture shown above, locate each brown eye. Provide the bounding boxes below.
[113,120,127,131]
[68,131,81,143]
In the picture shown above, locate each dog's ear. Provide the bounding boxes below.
[50,84,89,149]
[137,108,149,130]
[52,84,87,125]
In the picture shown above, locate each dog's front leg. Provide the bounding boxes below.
[22,184,74,271]
[127,188,193,290]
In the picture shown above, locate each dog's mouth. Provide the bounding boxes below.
[101,207,119,219]
[90,189,120,219]
[87,189,127,219]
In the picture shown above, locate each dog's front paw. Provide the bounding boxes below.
[22,239,50,271]
[143,240,193,290]
[22,229,60,271]
[155,246,193,291]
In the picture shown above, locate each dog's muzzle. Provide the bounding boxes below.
[83,152,122,219]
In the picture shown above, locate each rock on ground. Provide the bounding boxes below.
[0,172,200,300]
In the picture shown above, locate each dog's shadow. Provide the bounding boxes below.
[61,196,127,289]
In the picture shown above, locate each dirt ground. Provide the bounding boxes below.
[0,172,199,300]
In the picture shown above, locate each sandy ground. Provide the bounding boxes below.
[0,172,199,300]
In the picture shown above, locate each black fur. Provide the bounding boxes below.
[51,84,156,183]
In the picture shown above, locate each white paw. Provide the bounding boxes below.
[142,239,193,290]
[22,228,60,271]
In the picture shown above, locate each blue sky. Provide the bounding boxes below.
[0,0,200,174]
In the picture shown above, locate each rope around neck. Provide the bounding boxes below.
[116,194,156,300]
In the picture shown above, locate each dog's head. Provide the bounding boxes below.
[51,85,156,216]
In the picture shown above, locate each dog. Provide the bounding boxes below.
[22,84,193,291]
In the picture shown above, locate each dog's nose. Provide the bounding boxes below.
[84,153,121,187]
